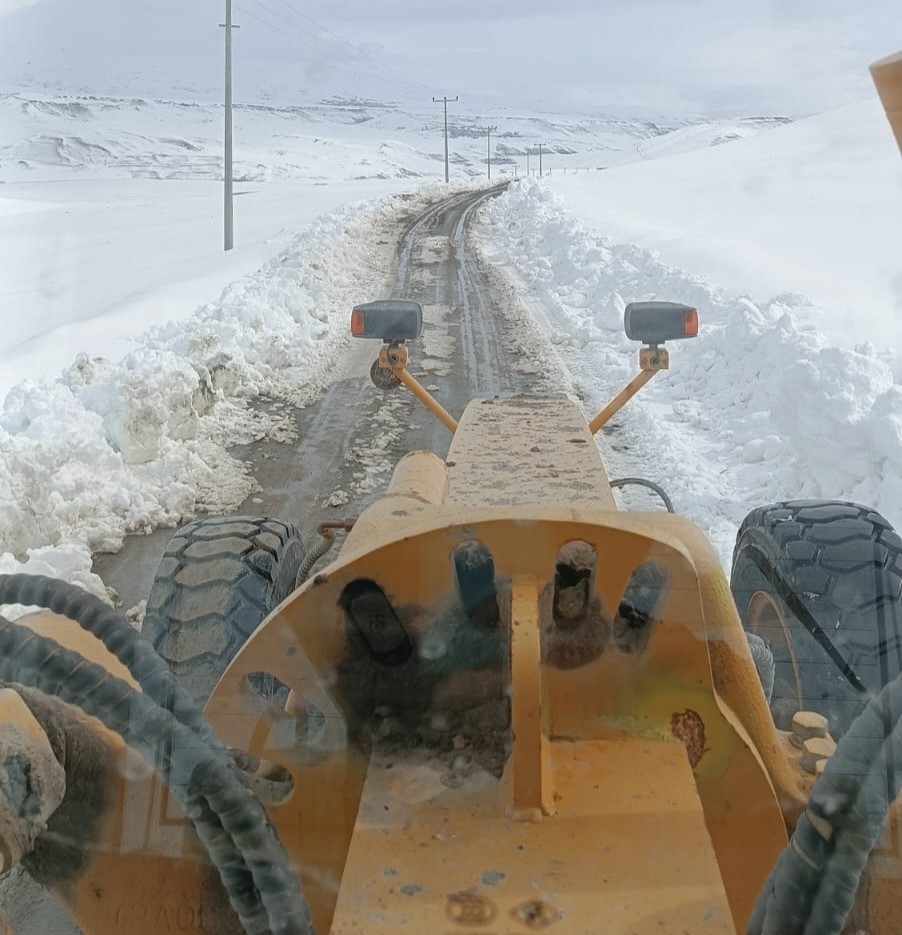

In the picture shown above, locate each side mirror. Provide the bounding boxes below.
[351,300,423,342]
[624,301,698,344]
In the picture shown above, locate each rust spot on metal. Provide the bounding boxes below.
[671,709,708,768]
[511,898,563,929]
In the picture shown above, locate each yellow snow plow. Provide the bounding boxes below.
[0,49,901,935]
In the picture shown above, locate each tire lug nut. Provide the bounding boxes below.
[801,736,837,774]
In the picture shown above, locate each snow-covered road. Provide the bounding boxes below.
[93,183,550,611]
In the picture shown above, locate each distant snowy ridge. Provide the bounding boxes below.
[477,179,902,567]
[1,91,790,184]
[635,116,792,161]
[0,187,445,606]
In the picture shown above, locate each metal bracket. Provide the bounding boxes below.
[588,345,667,435]
[372,344,459,433]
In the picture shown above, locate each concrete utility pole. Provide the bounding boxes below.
[536,142,547,177]
[220,0,239,251]
[526,148,531,176]
[481,125,498,180]
[433,95,458,182]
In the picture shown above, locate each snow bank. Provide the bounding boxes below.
[0,190,419,607]
[477,179,902,566]
[548,99,902,359]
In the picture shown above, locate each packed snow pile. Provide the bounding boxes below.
[0,190,416,606]
[548,99,902,358]
[477,179,902,567]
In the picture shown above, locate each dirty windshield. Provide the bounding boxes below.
[1,2,902,934]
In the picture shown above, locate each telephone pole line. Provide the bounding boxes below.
[526,147,531,176]
[220,0,240,251]
[433,95,458,182]
[481,125,498,180]
[536,142,547,177]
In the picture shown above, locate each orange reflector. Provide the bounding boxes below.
[683,308,699,337]
[350,309,365,336]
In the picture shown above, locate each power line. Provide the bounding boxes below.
[263,0,432,95]
[236,1,417,94]
[235,0,429,97]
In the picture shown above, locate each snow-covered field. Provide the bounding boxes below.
[477,98,902,566]
[0,177,433,394]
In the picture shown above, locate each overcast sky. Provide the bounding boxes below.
[1,0,899,116]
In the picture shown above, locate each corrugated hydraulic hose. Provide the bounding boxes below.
[0,574,216,744]
[748,664,902,935]
[609,477,675,512]
[0,611,313,935]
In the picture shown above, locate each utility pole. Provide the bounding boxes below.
[526,148,531,176]
[536,142,547,177]
[220,0,239,251]
[433,95,458,183]
[481,125,498,180]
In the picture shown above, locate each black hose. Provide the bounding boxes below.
[748,668,902,935]
[0,613,313,935]
[610,477,675,512]
[0,574,215,743]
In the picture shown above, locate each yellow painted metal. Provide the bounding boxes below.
[871,50,902,156]
[385,449,449,504]
[342,450,448,556]
[328,737,736,934]
[447,397,618,509]
[588,347,669,435]
[379,344,458,432]
[395,368,458,432]
[589,369,657,434]
[509,576,553,817]
[206,504,793,934]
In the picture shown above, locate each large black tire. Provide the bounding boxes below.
[142,516,305,705]
[731,500,902,736]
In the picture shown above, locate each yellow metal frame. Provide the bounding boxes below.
[200,504,806,934]
[588,346,669,434]
[377,344,458,432]
[374,342,671,439]
[872,49,902,155]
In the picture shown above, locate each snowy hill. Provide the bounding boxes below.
[633,116,793,162]
[548,99,902,358]
[0,90,706,183]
